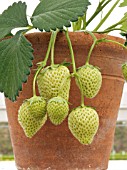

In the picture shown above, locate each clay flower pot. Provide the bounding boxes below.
[5,32,127,170]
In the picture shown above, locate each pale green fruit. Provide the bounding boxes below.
[47,96,69,125]
[68,106,99,145]
[26,96,47,119]
[76,64,102,98]
[122,63,127,81]
[37,65,71,101]
[18,96,47,138]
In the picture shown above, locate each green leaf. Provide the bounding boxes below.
[119,0,127,7]
[31,0,90,31]
[0,31,34,101]
[120,12,127,31]
[0,1,28,39]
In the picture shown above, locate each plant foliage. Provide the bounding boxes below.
[119,0,127,7]
[0,1,28,39]
[31,0,90,31]
[0,31,34,101]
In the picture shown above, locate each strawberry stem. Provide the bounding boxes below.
[65,30,76,74]
[104,17,127,31]
[81,93,85,107]
[65,30,85,106]
[51,30,58,67]
[33,68,41,97]
[101,39,126,49]
[85,31,98,64]
[93,28,127,34]
[84,31,126,65]
[32,32,54,96]
[74,73,85,107]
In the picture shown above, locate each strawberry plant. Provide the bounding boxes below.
[0,0,127,144]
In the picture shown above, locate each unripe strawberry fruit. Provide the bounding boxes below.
[37,65,71,101]
[76,64,102,98]
[122,63,127,81]
[68,106,99,145]
[47,96,69,125]
[27,96,47,118]
[18,96,47,138]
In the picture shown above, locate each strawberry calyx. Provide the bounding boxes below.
[77,63,101,72]
[48,96,67,104]
[26,96,46,105]
[71,105,96,111]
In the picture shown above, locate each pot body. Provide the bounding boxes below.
[5,32,127,170]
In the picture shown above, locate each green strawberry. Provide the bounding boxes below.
[26,96,47,119]
[37,65,71,101]
[18,96,47,138]
[122,63,127,81]
[76,64,102,98]
[68,106,99,145]
[47,96,69,125]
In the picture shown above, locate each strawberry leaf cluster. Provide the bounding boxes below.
[0,0,90,101]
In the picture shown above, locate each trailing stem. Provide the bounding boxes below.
[65,31,77,74]
[86,40,97,64]
[93,28,127,34]
[32,32,55,96]
[83,31,126,65]
[51,31,58,66]
[84,31,98,64]
[65,30,84,107]
[105,17,127,31]
[76,75,85,107]
[102,39,126,49]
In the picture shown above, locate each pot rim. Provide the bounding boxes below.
[25,31,125,44]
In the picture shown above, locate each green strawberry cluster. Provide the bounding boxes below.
[18,65,71,138]
[37,65,70,126]
[18,62,101,144]
[64,30,101,145]
[68,63,101,145]
[18,31,102,145]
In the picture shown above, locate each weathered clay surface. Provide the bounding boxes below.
[5,32,126,170]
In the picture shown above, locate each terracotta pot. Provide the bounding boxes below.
[5,32,127,170]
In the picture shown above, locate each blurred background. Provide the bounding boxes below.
[0,0,127,169]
